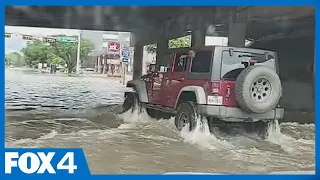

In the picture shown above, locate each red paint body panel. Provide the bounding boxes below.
[168,80,208,107]
[147,77,209,108]
[219,81,237,107]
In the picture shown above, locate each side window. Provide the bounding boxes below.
[173,54,188,72]
[220,51,245,80]
[191,51,212,73]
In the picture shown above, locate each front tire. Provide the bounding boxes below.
[123,93,140,113]
[175,101,198,132]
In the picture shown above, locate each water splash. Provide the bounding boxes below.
[179,115,233,151]
[119,105,153,124]
[266,120,314,154]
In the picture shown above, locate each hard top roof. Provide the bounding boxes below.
[167,46,276,55]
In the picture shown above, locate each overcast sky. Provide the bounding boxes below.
[5,26,79,54]
[5,26,119,54]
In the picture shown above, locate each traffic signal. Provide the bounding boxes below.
[44,37,56,43]
[22,35,34,40]
[5,33,11,38]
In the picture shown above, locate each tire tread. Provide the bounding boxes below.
[175,101,198,131]
[235,65,282,114]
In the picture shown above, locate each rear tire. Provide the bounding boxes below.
[245,121,270,140]
[207,118,272,140]
[175,101,198,132]
[256,120,277,139]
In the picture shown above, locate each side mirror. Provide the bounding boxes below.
[159,66,168,72]
[188,50,196,58]
[245,39,255,47]
[148,64,156,73]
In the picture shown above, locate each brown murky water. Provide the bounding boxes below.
[5,68,315,174]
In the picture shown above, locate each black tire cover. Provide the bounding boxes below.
[235,65,282,114]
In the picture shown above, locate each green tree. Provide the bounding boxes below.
[21,37,94,73]
[145,35,191,54]
[21,40,51,67]
[5,52,25,67]
[51,55,64,65]
[50,38,94,73]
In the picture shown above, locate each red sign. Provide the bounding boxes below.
[108,41,120,53]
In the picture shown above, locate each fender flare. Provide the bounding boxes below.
[126,79,149,103]
[175,86,207,108]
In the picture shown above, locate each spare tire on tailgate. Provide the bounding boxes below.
[235,65,282,114]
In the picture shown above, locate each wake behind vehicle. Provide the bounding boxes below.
[123,46,284,139]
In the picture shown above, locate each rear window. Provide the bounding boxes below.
[221,51,276,80]
[191,51,213,73]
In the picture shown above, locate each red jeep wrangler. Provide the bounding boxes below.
[123,46,284,138]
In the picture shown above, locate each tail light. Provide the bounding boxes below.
[211,82,221,94]
[207,82,223,106]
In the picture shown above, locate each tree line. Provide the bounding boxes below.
[20,36,94,73]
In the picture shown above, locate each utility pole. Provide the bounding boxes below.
[76,31,82,74]
[122,61,126,85]
[119,33,125,85]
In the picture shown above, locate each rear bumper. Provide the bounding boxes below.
[198,105,284,122]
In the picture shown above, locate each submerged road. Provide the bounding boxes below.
[5,68,315,174]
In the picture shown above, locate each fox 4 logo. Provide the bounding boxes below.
[5,152,77,174]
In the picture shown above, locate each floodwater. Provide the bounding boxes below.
[5,68,315,174]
